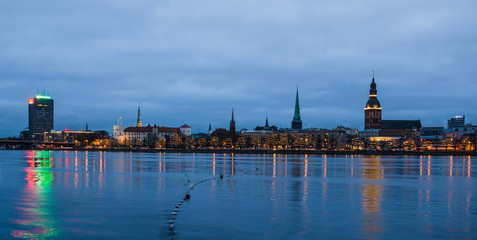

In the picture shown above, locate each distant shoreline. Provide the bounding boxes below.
[4,148,477,156]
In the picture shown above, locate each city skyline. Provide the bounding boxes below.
[1,1,477,137]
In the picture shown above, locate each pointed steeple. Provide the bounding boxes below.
[230,108,236,133]
[291,87,303,130]
[85,122,89,131]
[208,122,212,135]
[136,103,142,127]
[265,116,269,128]
[293,88,301,121]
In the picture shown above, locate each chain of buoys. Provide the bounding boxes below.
[168,174,229,240]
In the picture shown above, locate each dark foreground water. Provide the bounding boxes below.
[0,150,475,239]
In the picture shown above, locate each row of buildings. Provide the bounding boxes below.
[112,105,191,143]
[22,76,476,149]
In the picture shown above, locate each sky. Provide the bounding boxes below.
[1,0,477,137]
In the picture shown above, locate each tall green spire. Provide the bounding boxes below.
[293,88,301,121]
[291,88,303,130]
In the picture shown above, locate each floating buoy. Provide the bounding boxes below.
[244,170,247,174]
[171,212,177,215]
[185,194,190,199]
[220,174,223,179]
[169,224,175,230]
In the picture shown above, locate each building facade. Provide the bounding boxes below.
[448,116,465,129]
[379,120,422,139]
[28,94,54,140]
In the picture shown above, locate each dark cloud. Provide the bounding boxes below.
[1,0,476,136]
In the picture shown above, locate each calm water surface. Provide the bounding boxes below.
[0,150,475,239]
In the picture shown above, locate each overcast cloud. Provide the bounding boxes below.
[1,0,476,136]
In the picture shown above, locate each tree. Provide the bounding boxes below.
[169,133,183,148]
[251,137,261,149]
[155,138,166,149]
[210,137,220,148]
[293,137,305,149]
[414,138,422,152]
[403,139,415,151]
[132,138,143,148]
[278,134,289,149]
[442,138,452,152]
[460,138,471,152]
[396,137,405,151]
[236,137,246,149]
[185,136,196,149]
[222,137,233,148]
[265,134,278,149]
[198,138,208,148]
[386,139,397,151]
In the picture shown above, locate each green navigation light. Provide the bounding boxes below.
[35,95,51,100]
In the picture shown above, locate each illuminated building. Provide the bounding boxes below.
[113,117,124,141]
[291,88,302,130]
[43,130,106,142]
[180,124,192,136]
[421,127,444,139]
[28,93,54,140]
[447,115,465,129]
[364,75,382,129]
[119,107,191,142]
[362,75,422,138]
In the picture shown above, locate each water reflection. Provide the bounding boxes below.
[2,151,475,239]
[11,151,60,239]
[362,156,384,235]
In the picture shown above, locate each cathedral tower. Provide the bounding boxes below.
[364,75,382,129]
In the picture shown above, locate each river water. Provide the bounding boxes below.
[0,150,475,239]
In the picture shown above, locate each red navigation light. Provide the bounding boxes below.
[65,127,70,132]
[28,98,34,104]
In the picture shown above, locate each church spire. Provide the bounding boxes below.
[208,122,212,135]
[291,88,303,130]
[230,108,236,133]
[136,103,142,127]
[265,116,269,128]
[293,88,301,121]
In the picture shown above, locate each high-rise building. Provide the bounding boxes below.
[291,88,302,130]
[364,75,382,129]
[28,94,54,140]
[230,108,236,133]
[448,116,465,129]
